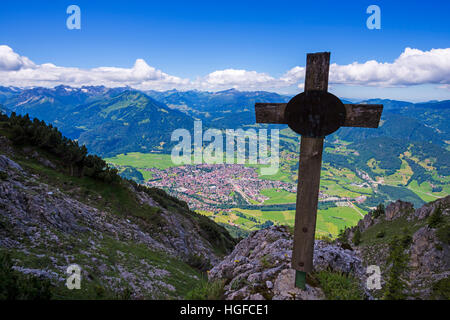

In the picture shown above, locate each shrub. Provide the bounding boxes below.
[383,236,409,300]
[185,280,225,300]
[3,113,121,183]
[400,227,412,248]
[186,254,211,273]
[229,277,249,291]
[352,228,361,246]
[0,171,7,180]
[318,235,333,244]
[337,228,351,248]
[259,254,275,269]
[372,204,385,219]
[0,251,53,300]
[428,205,444,228]
[436,223,450,245]
[376,231,385,238]
[431,278,450,300]
[314,271,363,300]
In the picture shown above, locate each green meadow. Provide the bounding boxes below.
[104,149,448,239]
[105,152,178,169]
[260,188,297,204]
[228,205,362,238]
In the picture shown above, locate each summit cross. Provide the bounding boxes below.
[255,52,383,289]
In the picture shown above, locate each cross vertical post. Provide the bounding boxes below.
[292,52,330,288]
[254,51,383,290]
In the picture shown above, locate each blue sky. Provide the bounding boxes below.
[0,0,449,101]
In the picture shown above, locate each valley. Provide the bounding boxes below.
[2,85,449,239]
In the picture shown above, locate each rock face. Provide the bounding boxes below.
[410,227,449,279]
[412,196,449,221]
[208,226,365,300]
[408,204,450,298]
[350,195,450,299]
[385,200,414,221]
[0,151,231,299]
[210,195,450,300]
[357,212,376,233]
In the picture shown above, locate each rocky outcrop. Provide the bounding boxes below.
[210,195,450,300]
[411,196,450,221]
[0,152,228,298]
[408,225,450,298]
[385,200,414,221]
[208,226,366,300]
[357,212,376,232]
[355,196,449,299]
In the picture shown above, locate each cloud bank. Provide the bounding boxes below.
[0,45,449,92]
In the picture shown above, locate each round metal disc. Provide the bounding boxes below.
[285,90,346,137]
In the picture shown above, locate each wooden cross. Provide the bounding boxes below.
[254,52,383,289]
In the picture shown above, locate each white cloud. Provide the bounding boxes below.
[0,45,188,90]
[0,45,35,71]
[194,69,290,91]
[328,48,450,87]
[0,45,449,92]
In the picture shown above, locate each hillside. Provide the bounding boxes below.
[0,113,235,299]
[3,86,197,157]
[2,86,449,239]
[207,196,449,300]
[0,112,448,300]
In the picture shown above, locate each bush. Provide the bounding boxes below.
[383,236,409,300]
[428,205,444,228]
[0,251,53,300]
[431,278,450,300]
[337,228,351,248]
[400,227,412,248]
[376,231,385,238]
[185,280,225,300]
[436,223,450,245]
[352,228,361,246]
[372,204,385,219]
[0,171,7,180]
[314,271,363,300]
[3,113,120,183]
[186,254,211,273]
[318,235,333,244]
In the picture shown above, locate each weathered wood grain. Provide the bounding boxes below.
[291,52,330,273]
[291,137,324,272]
[343,104,383,128]
[254,103,383,129]
[253,51,384,279]
[254,103,287,124]
[304,52,330,92]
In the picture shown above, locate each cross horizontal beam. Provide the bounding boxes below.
[255,103,383,128]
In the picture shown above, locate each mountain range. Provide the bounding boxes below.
[2,85,449,154]
[0,111,448,300]
[1,85,449,216]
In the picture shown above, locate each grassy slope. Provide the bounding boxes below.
[0,120,236,298]
[1,150,207,299]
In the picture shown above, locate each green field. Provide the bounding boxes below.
[260,188,297,204]
[229,205,362,238]
[105,152,179,169]
[407,180,450,202]
[104,148,448,239]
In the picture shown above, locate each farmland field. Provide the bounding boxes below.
[106,135,449,240]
